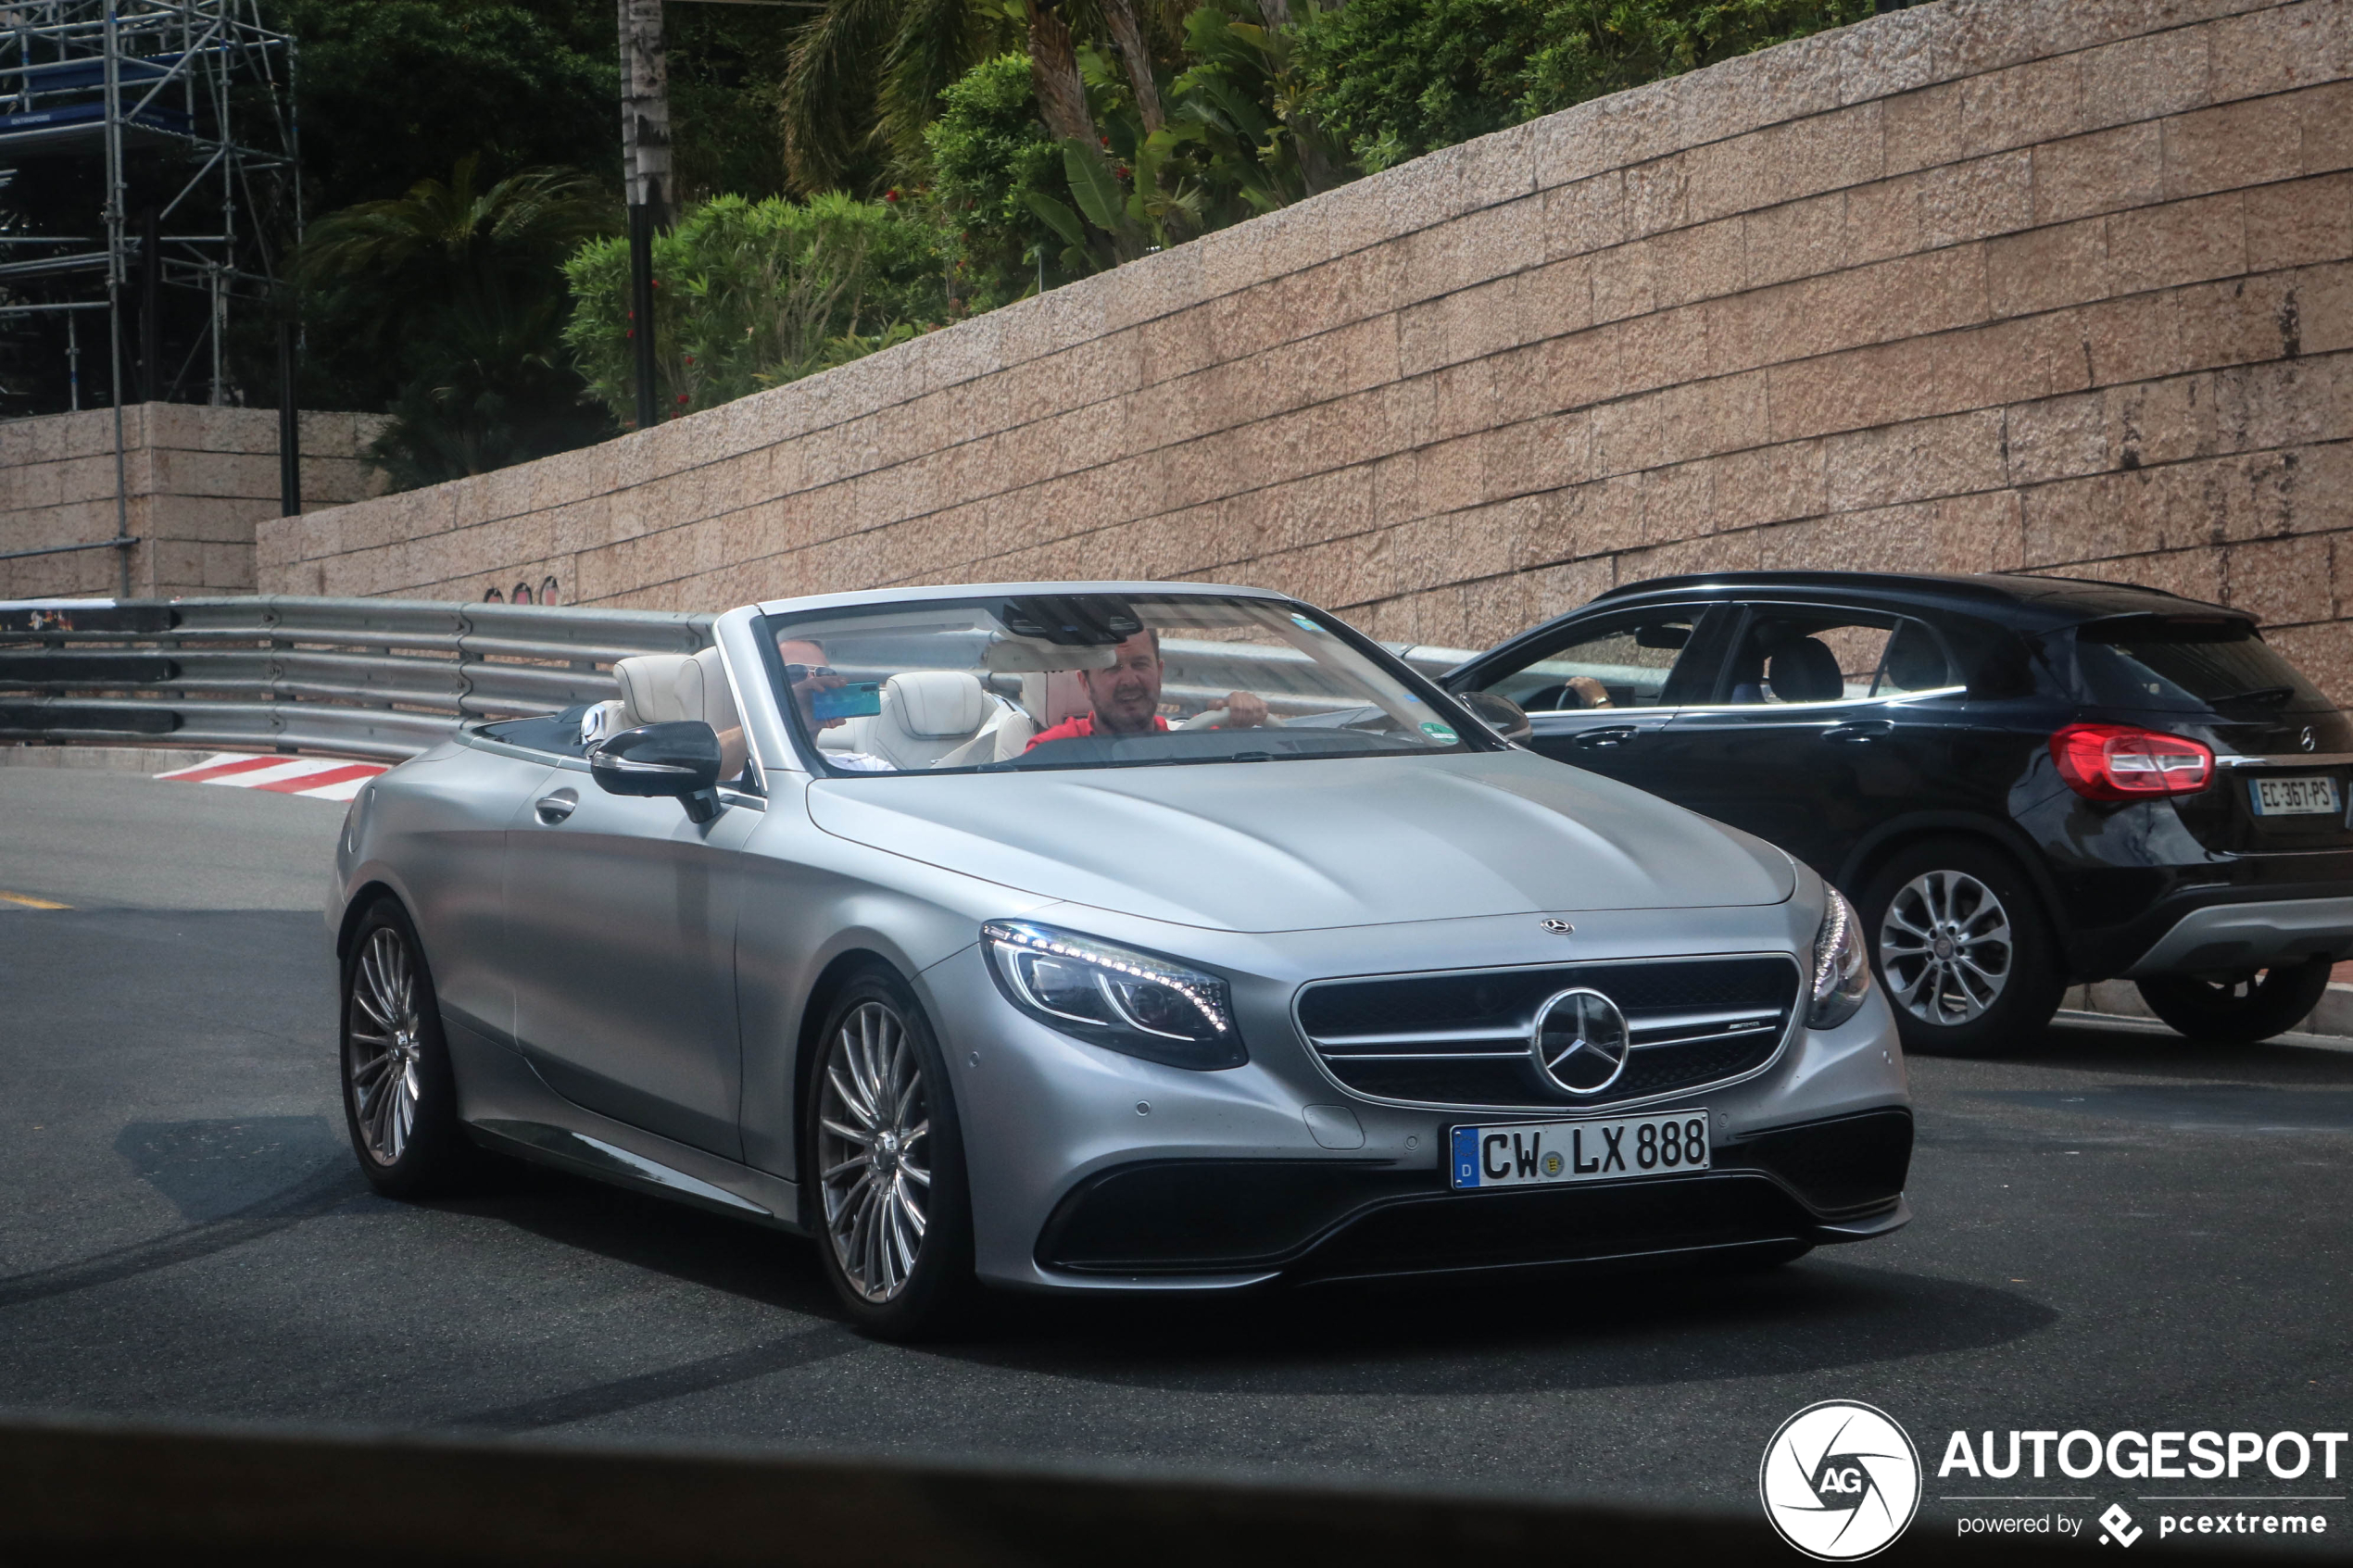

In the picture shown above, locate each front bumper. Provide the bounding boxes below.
[1036,1109,1912,1285]
[915,902,1913,1294]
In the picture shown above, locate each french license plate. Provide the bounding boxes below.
[2248,774,2342,817]
[1449,1110,1709,1190]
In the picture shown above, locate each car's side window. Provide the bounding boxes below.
[1718,608,1957,707]
[1477,608,1721,713]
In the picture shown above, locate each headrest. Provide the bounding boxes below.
[612,653,697,726]
[882,671,990,738]
[610,647,748,776]
[1881,624,1948,690]
[1019,670,1094,727]
[1767,638,1844,704]
[982,636,1116,673]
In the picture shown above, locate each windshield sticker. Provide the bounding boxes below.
[1420,721,1458,742]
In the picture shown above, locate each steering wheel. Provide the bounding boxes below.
[1179,709,1286,731]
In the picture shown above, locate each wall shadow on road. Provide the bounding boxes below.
[424,1160,839,1319]
[390,1160,2055,1402]
[934,1259,2055,1396]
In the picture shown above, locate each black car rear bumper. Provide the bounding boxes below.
[2066,869,2353,979]
[1035,1108,1912,1285]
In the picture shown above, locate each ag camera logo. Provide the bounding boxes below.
[1760,1400,1922,1561]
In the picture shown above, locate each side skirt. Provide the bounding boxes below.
[446,1016,804,1234]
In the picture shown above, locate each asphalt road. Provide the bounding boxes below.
[3,765,2348,1541]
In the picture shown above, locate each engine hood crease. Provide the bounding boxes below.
[804,751,1793,934]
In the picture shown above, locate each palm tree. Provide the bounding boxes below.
[776,0,1188,194]
[299,157,616,486]
[777,0,1015,193]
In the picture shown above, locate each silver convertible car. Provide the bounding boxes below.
[330,583,1913,1336]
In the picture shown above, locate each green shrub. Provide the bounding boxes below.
[1290,0,1869,172]
[925,53,1074,308]
[562,192,953,425]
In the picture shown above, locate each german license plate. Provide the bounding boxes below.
[1449,1110,1709,1190]
[2248,774,2341,817]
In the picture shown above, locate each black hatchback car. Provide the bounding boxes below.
[1441,571,2353,1054]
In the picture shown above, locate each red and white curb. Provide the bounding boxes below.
[156,752,388,801]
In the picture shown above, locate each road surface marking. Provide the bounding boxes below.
[0,890,69,909]
[155,752,387,801]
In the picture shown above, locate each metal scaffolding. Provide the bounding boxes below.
[0,0,296,591]
[0,1,296,409]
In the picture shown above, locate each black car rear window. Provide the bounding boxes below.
[2070,614,2332,714]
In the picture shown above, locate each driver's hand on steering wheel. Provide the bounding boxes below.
[1222,691,1270,728]
[1565,676,1613,710]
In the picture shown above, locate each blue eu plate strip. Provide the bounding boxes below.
[1450,1125,1480,1189]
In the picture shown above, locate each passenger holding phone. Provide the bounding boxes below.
[779,635,893,771]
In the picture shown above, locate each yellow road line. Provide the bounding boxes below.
[0,890,70,909]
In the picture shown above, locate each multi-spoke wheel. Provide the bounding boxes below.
[817,1000,932,1303]
[1860,840,2061,1056]
[805,970,974,1337]
[348,925,424,1166]
[1878,869,2012,1027]
[339,899,473,1197]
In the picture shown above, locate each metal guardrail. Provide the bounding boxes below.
[0,595,1474,764]
[0,596,713,761]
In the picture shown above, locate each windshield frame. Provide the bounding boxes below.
[750,587,1508,779]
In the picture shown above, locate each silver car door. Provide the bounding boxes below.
[375,745,559,1059]
[506,783,758,1159]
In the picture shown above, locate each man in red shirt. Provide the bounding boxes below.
[1026,630,1268,749]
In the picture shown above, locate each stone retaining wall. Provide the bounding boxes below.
[1,403,383,601]
[260,0,2353,699]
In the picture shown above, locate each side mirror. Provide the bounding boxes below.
[1457,690,1531,742]
[590,721,724,822]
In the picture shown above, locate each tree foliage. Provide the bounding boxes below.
[1289,0,1869,172]
[298,157,616,488]
[561,193,952,425]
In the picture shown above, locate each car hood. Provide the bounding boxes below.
[804,750,1793,933]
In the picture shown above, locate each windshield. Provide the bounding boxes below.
[761,592,1481,775]
[2070,614,2333,714]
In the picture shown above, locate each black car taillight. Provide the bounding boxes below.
[2050,722,2214,801]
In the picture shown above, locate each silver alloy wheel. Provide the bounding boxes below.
[1878,869,2015,1026]
[347,926,424,1166]
[816,1000,932,1303]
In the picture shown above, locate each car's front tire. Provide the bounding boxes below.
[340,897,476,1198]
[805,968,976,1339]
[1859,839,2064,1057]
[2135,958,2335,1044]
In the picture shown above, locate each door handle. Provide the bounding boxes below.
[535,789,579,823]
[1570,726,1640,749]
[1823,721,1894,745]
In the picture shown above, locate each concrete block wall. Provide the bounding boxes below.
[262,0,2353,704]
[0,404,384,601]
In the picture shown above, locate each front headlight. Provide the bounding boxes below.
[1808,887,1872,1030]
[981,920,1248,1070]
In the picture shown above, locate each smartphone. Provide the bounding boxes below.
[812,682,883,723]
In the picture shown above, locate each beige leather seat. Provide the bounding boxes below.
[602,646,749,780]
[862,671,992,771]
[933,668,1092,766]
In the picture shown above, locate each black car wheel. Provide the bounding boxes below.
[340,898,477,1198]
[1859,839,2064,1056]
[805,967,977,1339]
[2135,958,2335,1044]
